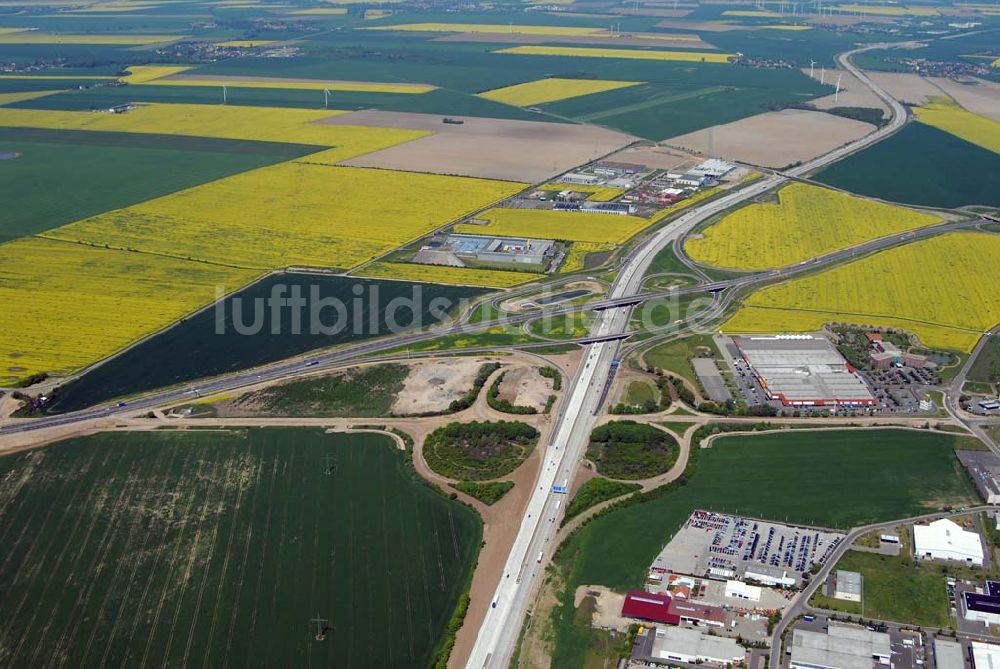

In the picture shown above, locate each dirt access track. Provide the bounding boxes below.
[321,111,635,182]
[665,108,874,169]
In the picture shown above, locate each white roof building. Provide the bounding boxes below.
[725,579,762,602]
[913,518,984,567]
[972,641,1000,669]
[834,570,862,602]
[651,626,744,665]
[790,624,890,669]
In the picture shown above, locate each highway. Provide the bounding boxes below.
[464,40,914,668]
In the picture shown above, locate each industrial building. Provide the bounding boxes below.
[648,626,744,666]
[834,570,862,602]
[867,335,928,369]
[650,510,844,588]
[956,450,1000,504]
[972,641,1000,668]
[963,581,1000,626]
[667,599,727,628]
[790,624,891,669]
[933,638,964,669]
[414,234,555,268]
[621,590,678,625]
[913,518,984,566]
[559,171,601,185]
[725,580,762,602]
[689,158,736,178]
[731,334,877,407]
[553,201,635,215]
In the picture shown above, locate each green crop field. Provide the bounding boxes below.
[0,128,316,240]
[45,275,486,414]
[0,428,481,667]
[548,428,979,666]
[816,122,1000,208]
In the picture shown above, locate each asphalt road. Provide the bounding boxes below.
[767,505,999,669]
[464,39,919,669]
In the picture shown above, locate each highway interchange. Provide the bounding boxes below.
[1,35,998,669]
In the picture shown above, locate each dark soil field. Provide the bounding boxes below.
[815,122,1000,208]
[0,128,317,241]
[0,428,481,667]
[44,275,486,413]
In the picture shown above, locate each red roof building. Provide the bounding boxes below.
[667,599,728,628]
[621,590,680,625]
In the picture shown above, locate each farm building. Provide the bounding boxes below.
[621,590,679,625]
[790,624,890,669]
[648,627,744,666]
[913,518,984,566]
[731,334,876,407]
[833,570,862,602]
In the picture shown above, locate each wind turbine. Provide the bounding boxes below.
[324,88,331,109]
[820,67,826,85]
[835,73,843,104]
[222,84,227,105]
[809,59,816,79]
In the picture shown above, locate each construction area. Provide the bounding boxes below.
[728,334,877,408]
[650,510,845,588]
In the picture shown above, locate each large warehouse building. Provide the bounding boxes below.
[790,624,890,669]
[913,518,984,566]
[732,335,876,407]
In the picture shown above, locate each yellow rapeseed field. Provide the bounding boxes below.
[914,96,1000,155]
[722,10,781,17]
[684,183,941,271]
[44,165,526,271]
[0,238,258,384]
[495,46,734,63]
[368,22,604,36]
[130,73,434,94]
[119,64,192,83]
[289,8,347,14]
[560,242,615,273]
[833,4,938,15]
[478,77,641,106]
[0,90,59,106]
[0,33,183,44]
[455,208,651,244]
[354,262,540,288]
[0,104,428,162]
[721,232,1000,352]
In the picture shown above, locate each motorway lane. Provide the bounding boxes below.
[465,40,918,669]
